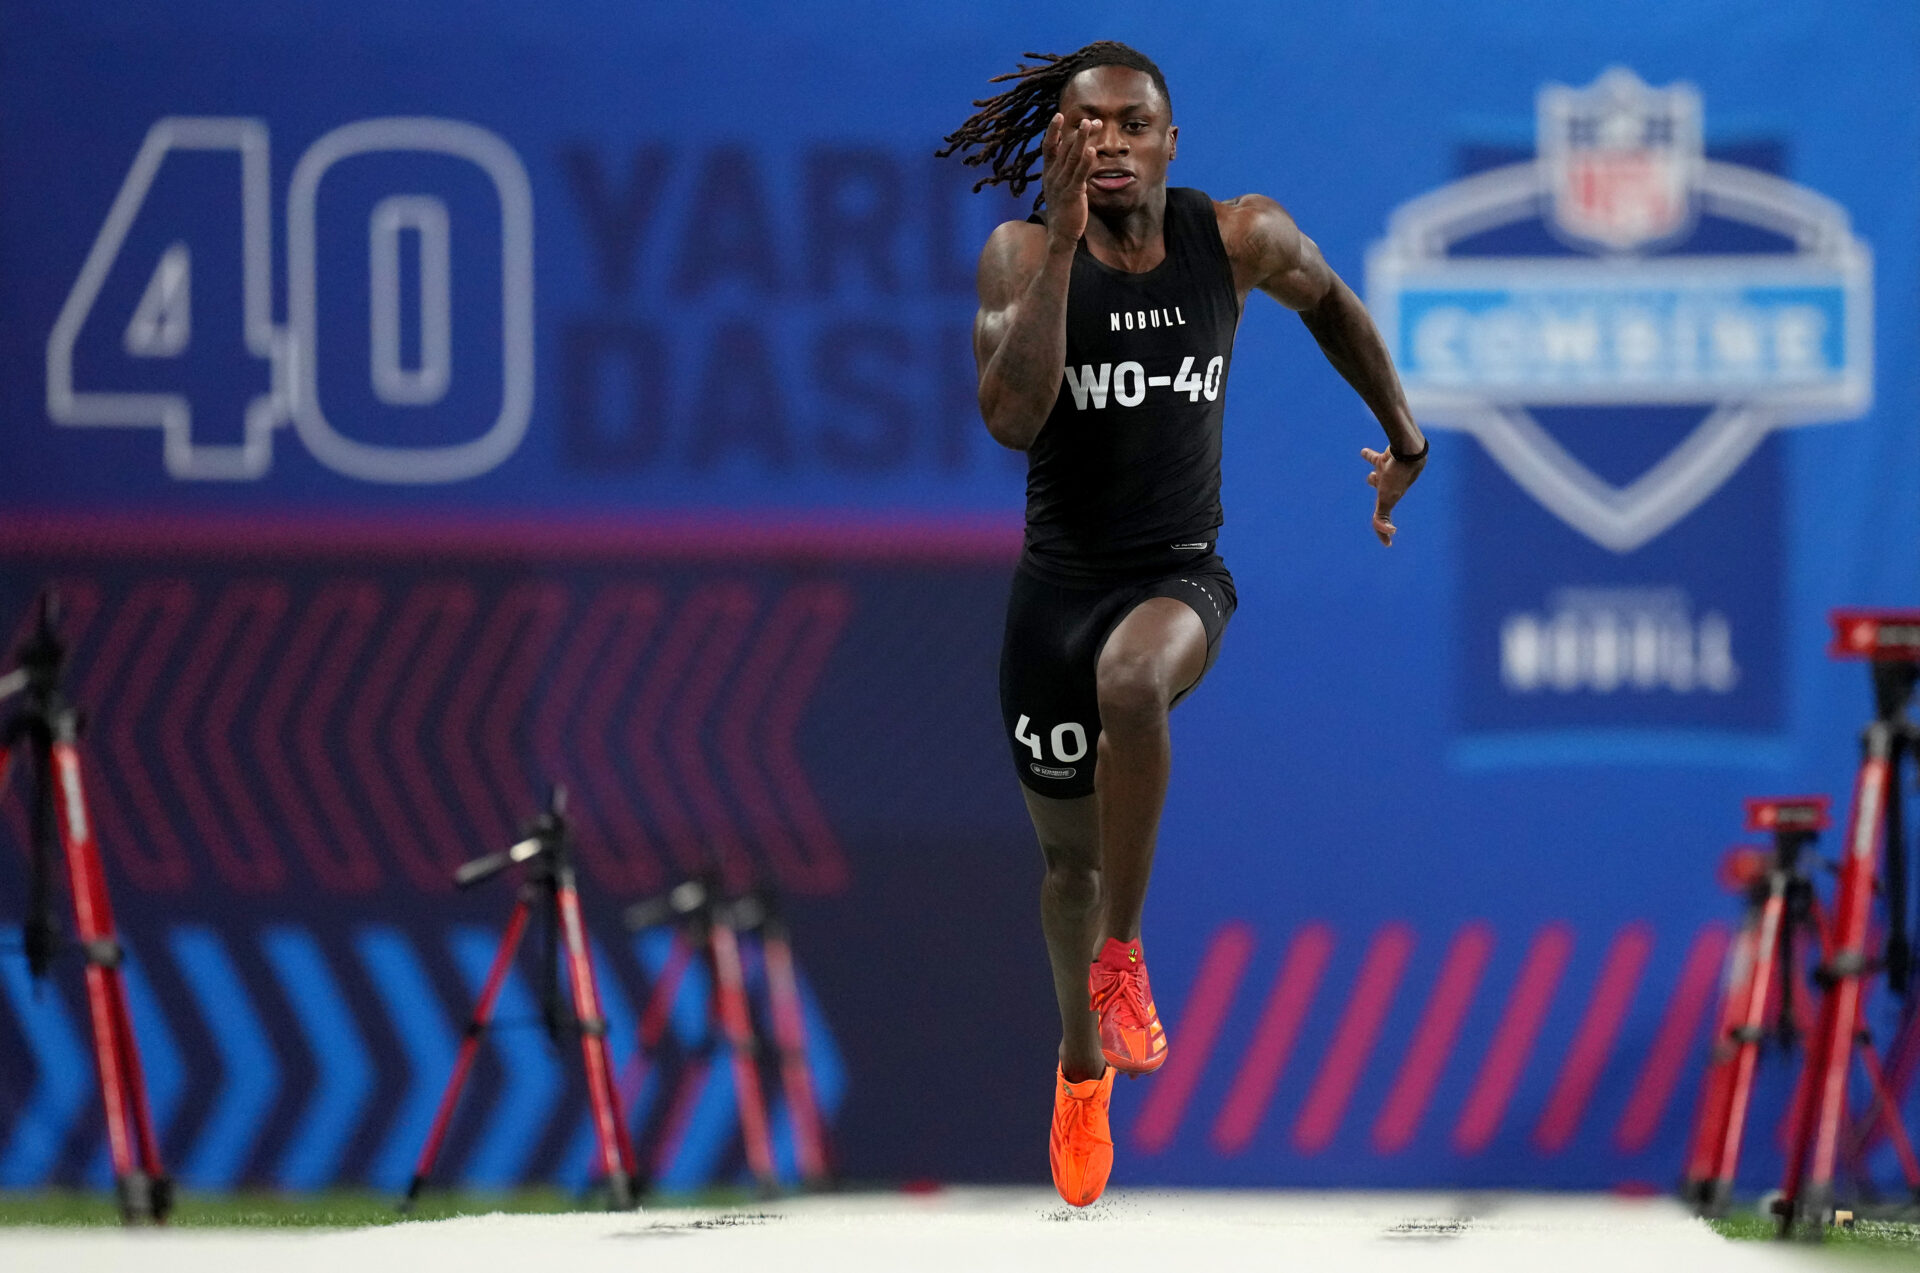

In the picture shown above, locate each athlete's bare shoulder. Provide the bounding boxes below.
[1212,193,1300,264]
[1211,193,1332,310]
[975,218,1051,311]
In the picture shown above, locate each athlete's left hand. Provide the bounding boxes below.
[1361,447,1425,546]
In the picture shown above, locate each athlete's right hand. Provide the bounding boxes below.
[1041,113,1097,250]
[1362,446,1425,546]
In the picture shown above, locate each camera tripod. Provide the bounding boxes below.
[0,593,169,1223]
[1684,796,1920,1219]
[1772,609,1920,1235]
[625,879,830,1193]
[401,787,637,1212]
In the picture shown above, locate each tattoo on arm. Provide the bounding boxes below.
[974,226,1075,451]
[1298,279,1422,454]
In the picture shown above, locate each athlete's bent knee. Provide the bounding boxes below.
[1043,860,1101,914]
[1096,657,1171,733]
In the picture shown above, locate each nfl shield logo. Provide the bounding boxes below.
[1540,67,1701,251]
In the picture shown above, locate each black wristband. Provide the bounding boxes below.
[1390,437,1430,464]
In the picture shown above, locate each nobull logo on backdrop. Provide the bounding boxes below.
[1366,69,1873,743]
[41,116,1007,492]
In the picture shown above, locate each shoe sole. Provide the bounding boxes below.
[1102,1044,1168,1075]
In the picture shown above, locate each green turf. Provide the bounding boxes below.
[1710,1211,1920,1258]
[0,1187,726,1228]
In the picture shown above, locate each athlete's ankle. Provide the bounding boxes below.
[1059,1044,1108,1084]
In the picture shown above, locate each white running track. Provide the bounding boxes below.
[0,1189,1816,1272]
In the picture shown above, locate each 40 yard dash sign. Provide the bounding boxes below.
[46,116,533,483]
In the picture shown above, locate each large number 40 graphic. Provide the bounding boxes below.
[1014,714,1090,764]
[46,116,534,482]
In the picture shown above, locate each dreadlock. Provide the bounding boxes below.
[936,41,1171,208]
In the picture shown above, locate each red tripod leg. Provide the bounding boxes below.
[1856,993,1920,1166]
[1849,750,1920,1169]
[1686,911,1758,1200]
[628,931,697,1176]
[759,924,829,1186]
[1690,886,1785,1214]
[708,919,777,1191]
[106,973,167,1185]
[1779,743,1892,1233]
[402,898,531,1212]
[1775,899,1825,1156]
[555,879,636,1207]
[50,740,167,1222]
[1857,1037,1920,1192]
[640,932,696,1053]
[1712,880,1793,1206]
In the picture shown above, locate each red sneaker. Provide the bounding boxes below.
[1089,937,1167,1075]
[1049,1063,1114,1206]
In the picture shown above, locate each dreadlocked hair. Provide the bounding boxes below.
[936,41,1171,209]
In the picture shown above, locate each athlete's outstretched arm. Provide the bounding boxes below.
[1220,194,1427,545]
[973,116,1098,451]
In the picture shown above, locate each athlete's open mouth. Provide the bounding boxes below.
[1089,169,1135,192]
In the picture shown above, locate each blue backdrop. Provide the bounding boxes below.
[3,0,1918,1195]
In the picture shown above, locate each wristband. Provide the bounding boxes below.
[1389,437,1429,464]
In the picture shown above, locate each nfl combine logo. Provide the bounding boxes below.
[1367,69,1873,746]
[1542,68,1701,252]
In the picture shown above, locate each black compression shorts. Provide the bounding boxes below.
[998,555,1236,799]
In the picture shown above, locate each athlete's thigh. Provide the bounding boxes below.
[1094,596,1211,707]
[1100,565,1238,708]
[999,570,1106,799]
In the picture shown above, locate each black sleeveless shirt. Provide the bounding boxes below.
[1021,186,1240,586]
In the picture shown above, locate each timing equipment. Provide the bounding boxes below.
[0,592,170,1223]
[1683,796,1920,1221]
[625,879,831,1193]
[400,786,638,1212]
[1773,610,1920,1234]
[1683,609,1920,1236]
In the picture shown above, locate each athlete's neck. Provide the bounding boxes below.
[1083,186,1168,274]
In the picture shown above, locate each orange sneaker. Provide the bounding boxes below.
[1049,1063,1115,1206]
[1089,937,1167,1074]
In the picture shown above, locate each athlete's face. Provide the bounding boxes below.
[1056,65,1176,213]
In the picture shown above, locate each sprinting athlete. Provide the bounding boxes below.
[939,42,1427,1206]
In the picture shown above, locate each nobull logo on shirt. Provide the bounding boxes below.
[1366,68,1873,748]
[1109,307,1188,331]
